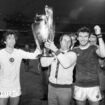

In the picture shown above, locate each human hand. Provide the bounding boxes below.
[94,25,101,35]
[36,47,42,55]
[44,40,58,52]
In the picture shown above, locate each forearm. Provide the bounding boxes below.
[94,25,105,57]
[55,50,77,68]
[97,37,105,57]
[22,48,41,59]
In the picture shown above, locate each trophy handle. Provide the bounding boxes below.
[31,23,41,50]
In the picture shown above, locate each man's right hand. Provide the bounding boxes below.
[44,40,58,52]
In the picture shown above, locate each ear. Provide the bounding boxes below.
[4,41,6,44]
[77,37,79,41]
[89,38,91,41]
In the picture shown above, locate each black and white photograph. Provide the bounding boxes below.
[0,0,105,105]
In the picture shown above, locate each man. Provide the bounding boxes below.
[40,34,77,105]
[0,31,41,105]
[73,25,105,105]
[89,33,97,45]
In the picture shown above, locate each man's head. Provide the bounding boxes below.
[89,34,97,45]
[77,27,91,46]
[3,31,18,48]
[59,34,72,51]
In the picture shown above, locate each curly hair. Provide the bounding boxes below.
[3,30,18,42]
[77,27,91,37]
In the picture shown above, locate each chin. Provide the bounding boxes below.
[80,42,88,45]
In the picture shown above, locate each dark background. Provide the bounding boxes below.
[0,1,105,105]
[0,0,105,45]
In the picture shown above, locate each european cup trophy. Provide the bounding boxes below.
[32,5,55,56]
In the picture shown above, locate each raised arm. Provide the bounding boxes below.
[95,25,105,57]
[20,47,42,60]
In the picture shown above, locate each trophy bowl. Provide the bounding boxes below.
[32,5,55,56]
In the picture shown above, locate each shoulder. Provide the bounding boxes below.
[72,46,79,53]
[0,48,5,53]
[73,46,79,50]
[89,45,98,51]
[14,48,25,53]
[90,44,98,48]
[68,51,77,59]
[69,51,76,55]
[0,49,6,57]
[0,48,4,51]
[14,48,21,51]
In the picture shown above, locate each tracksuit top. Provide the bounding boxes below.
[41,50,76,86]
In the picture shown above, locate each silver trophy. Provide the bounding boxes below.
[32,5,55,56]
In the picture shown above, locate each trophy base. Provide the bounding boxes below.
[41,48,52,57]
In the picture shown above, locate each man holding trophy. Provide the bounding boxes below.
[32,5,55,101]
[32,5,77,105]
[40,33,77,105]
[32,5,55,56]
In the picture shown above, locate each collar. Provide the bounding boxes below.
[60,49,70,53]
[79,43,90,50]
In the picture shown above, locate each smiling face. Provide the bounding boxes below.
[78,32,90,46]
[60,35,71,51]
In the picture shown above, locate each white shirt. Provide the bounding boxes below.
[0,48,40,91]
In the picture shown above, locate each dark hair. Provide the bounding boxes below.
[3,31,18,42]
[59,34,72,48]
[77,27,91,37]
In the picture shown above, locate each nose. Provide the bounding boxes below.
[81,37,85,40]
[65,41,68,45]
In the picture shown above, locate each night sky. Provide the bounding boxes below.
[0,0,105,44]
[0,0,105,28]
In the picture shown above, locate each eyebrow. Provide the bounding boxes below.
[63,38,71,41]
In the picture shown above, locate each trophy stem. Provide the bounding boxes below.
[42,48,50,57]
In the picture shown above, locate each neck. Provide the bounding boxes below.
[5,47,14,54]
[79,43,90,50]
[60,48,69,52]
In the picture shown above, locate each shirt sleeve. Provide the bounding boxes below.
[19,48,41,59]
[56,51,77,69]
